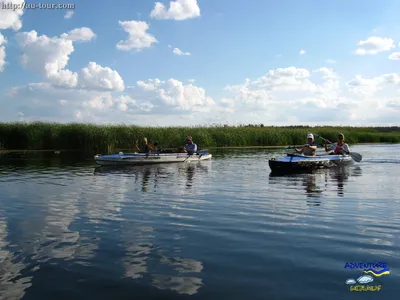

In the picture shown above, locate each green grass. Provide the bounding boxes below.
[0,122,399,154]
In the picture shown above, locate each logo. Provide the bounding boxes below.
[344,261,390,292]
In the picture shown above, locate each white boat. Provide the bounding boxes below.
[94,150,212,166]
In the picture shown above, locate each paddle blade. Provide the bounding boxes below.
[350,152,362,162]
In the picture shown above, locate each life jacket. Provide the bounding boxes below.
[334,143,344,154]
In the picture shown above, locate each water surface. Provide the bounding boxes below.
[0,144,399,299]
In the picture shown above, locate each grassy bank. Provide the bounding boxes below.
[0,122,399,154]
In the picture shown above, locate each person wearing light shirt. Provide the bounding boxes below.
[184,136,197,155]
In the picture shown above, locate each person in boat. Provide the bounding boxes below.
[325,133,350,155]
[183,136,198,155]
[135,137,155,154]
[295,133,317,156]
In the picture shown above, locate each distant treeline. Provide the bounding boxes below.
[0,122,399,154]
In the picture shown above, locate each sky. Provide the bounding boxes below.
[1,0,400,126]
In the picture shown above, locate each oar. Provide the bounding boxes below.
[313,133,363,162]
[184,149,208,162]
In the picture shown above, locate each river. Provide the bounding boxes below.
[0,144,399,299]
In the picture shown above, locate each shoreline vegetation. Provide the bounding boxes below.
[1,122,400,154]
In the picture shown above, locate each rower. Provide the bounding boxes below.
[325,133,350,155]
[135,137,155,154]
[183,136,197,155]
[295,133,317,156]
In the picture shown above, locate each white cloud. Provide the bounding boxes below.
[79,62,125,92]
[173,47,191,55]
[15,30,124,91]
[0,0,25,31]
[187,79,195,83]
[299,50,306,55]
[60,27,96,42]
[16,30,77,87]
[116,21,157,51]
[0,33,6,45]
[64,11,74,19]
[2,77,229,125]
[347,73,400,96]
[355,36,395,55]
[4,83,137,123]
[326,59,336,64]
[388,52,400,60]
[150,0,200,20]
[134,78,215,112]
[0,33,6,72]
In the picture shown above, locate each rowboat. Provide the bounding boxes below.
[94,150,212,166]
[268,153,353,172]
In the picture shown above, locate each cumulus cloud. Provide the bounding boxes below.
[79,62,125,92]
[16,30,77,86]
[60,27,96,42]
[134,78,215,112]
[4,83,137,123]
[150,0,200,20]
[326,59,336,64]
[355,36,395,55]
[2,77,229,125]
[15,29,124,91]
[299,50,306,55]
[64,11,74,19]
[388,52,400,60]
[0,33,6,72]
[347,73,400,96]
[223,66,366,124]
[173,47,191,55]
[0,0,25,31]
[116,21,157,51]
[16,27,124,91]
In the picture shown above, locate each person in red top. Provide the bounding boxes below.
[325,133,350,155]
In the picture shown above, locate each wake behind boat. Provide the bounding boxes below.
[268,153,353,172]
[94,149,212,166]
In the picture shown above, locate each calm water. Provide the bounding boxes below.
[0,144,399,300]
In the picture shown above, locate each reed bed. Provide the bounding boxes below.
[0,122,399,154]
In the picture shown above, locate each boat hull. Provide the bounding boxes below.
[268,154,353,172]
[94,152,212,166]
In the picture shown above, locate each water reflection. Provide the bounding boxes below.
[0,217,32,299]
[0,160,209,298]
[94,163,207,294]
[94,161,211,192]
[269,166,363,202]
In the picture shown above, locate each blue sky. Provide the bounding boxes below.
[1,0,400,125]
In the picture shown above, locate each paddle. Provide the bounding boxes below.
[184,149,208,162]
[313,133,363,163]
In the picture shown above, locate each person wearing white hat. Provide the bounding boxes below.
[295,133,317,156]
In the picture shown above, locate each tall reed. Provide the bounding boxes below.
[0,122,399,153]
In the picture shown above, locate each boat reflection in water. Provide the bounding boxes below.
[93,161,211,295]
[94,161,211,193]
[269,165,363,205]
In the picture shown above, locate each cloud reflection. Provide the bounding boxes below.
[0,218,32,300]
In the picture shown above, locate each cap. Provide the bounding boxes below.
[338,133,344,139]
[186,136,192,140]
[307,133,314,140]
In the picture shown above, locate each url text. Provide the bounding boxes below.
[1,2,75,10]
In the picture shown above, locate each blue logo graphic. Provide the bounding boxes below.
[344,261,390,292]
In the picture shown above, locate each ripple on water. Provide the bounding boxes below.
[0,147,399,299]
